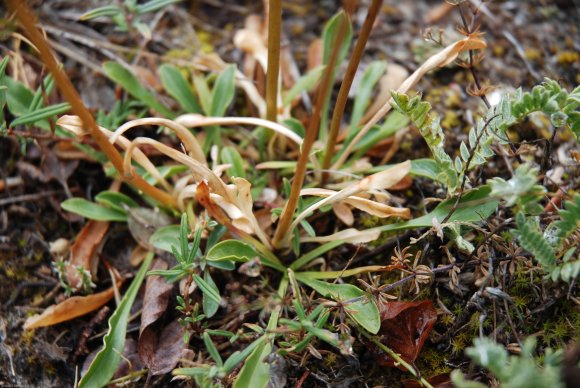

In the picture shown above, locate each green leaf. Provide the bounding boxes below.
[283,65,325,106]
[290,240,344,270]
[233,339,272,388]
[322,11,352,66]
[367,185,499,235]
[489,164,545,209]
[102,61,174,118]
[349,61,386,133]
[319,11,353,138]
[10,102,70,126]
[200,272,220,318]
[295,275,380,334]
[79,252,154,387]
[193,274,221,306]
[94,191,138,212]
[2,77,33,116]
[210,65,236,117]
[554,194,580,241]
[203,332,223,367]
[136,0,181,14]
[61,198,128,221]
[205,240,258,263]
[193,75,212,115]
[149,225,180,253]
[513,212,556,269]
[158,64,202,113]
[221,146,246,178]
[80,5,121,20]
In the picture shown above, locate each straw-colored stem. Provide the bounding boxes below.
[266,0,282,123]
[321,0,383,183]
[271,12,349,249]
[7,0,177,209]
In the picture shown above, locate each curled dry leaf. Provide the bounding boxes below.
[289,161,411,236]
[66,220,110,290]
[140,320,186,376]
[175,114,302,145]
[301,188,411,220]
[371,300,437,369]
[333,34,487,170]
[57,115,170,191]
[333,202,354,226]
[24,281,122,330]
[300,228,381,244]
[139,259,173,332]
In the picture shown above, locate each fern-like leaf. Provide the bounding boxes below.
[554,194,580,241]
[513,212,556,269]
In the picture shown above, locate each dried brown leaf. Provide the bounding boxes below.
[24,282,122,329]
[66,220,110,289]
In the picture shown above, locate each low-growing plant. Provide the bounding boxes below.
[4,0,579,387]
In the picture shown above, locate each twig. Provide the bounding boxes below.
[271,11,349,249]
[458,3,490,109]
[321,0,383,183]
[0,190,62,206]
[440,114,499,225]
[266,0,282,123]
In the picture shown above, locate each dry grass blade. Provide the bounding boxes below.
[175,114,302,144]
[123,137,270,246]
[110,118,206,165]
[301,228,381,244]
[300,188,410,219]
[287,161,411,243]
[332,34,487,170]
[57,115,171,191]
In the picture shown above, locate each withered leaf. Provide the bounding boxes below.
[139,320,185,376]
[66,220,110,290]
[127,207,172,250]
[372,300,437,369]
[140,259,173,332]
[24,282,122,329]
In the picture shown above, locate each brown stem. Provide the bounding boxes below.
[458,3,490,109]
[266,0,282,123]
[7,0,177,209]
[321,0,383,183]
[272,11,349,249]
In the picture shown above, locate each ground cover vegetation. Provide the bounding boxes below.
[0,0,579,386]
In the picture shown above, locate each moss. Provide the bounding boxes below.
[557,51,579,66]
[417,346,451,378]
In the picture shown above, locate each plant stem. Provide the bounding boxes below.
[362,332,434,388]
[272,11,349,249]
[7,0,177,209]
[321,0,383,183]
[266,0,282,123]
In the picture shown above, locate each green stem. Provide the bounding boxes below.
[267,276,289,331]
[362,332,434,388]
[321,0,383,183]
